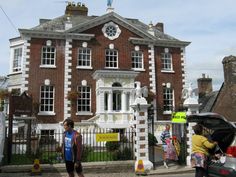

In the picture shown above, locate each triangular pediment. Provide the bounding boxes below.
[66,12,155,40]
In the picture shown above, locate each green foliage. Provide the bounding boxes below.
[81,145,93,162]
[105,141,120,151]
[113,147,133,160]
[148,133,158,146]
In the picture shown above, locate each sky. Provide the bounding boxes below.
[0,0,236,91]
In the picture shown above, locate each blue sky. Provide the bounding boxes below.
[1,0,236,90]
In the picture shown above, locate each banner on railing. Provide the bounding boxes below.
[96,133,120,142]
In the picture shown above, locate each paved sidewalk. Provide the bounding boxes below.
[0,161,194,177]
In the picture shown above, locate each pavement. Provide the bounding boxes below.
[0,161,194,177]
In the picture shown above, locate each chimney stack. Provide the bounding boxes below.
[222,55,236,86]
[197,73,213,98]
[65,2,88,16]
[155,22,164,32]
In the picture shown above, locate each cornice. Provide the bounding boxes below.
[129,37,191,47]
[19,29,95,40]
[92,70,139,80]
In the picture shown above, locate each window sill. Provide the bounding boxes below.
[9,71,22,76]
[163,111,172,115]
[132,68,145,72]
[40,65,56,69]
[38,112,56,116]
[76,66,93,70]
[76,112,93,116]
[105,67,119,69]
[161,70,175,73]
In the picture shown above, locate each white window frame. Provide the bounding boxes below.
[77,86,91,114]
[131,51,144,70]
[40,46,56,68]
[12,47,22,72]
[163,87,174,114]
[105,49,118,68]
[161,52,173,72]
[38,85,55,115]
[77,47,92,69]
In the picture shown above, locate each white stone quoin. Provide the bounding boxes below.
[130,84,153,172]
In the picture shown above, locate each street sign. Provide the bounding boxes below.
[171,112,186,123]
[96,133,120,142]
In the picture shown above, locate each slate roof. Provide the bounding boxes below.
[30,12,184,43]
[199,91,219,112]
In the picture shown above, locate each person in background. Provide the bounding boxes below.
[160,124,171,168]
[191,123,217,177]
[62,119,84,177]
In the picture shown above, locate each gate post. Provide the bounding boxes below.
[131,91,153,173]
[0,112,6,163]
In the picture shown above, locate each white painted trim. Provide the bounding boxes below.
[38,112,56,116]
[64,38,72,120]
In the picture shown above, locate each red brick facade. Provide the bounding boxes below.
[9,6,190,125]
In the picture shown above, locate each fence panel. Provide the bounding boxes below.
[4,128,135,165]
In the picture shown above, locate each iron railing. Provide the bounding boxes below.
[4,128,135,165]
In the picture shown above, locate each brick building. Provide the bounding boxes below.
[198,55,236,123]
[7,3,190,133]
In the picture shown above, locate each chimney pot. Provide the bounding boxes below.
[65,2,88,16]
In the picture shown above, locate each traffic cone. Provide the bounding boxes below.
[135,159,146,175]
[31,159,42,176]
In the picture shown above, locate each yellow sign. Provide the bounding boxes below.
[172,112,186,123]
[135,159,145,174]
[31,158,41,175]
[96,133,120,142]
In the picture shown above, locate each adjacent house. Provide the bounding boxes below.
[7,3,190,133]
[198,55,236,123]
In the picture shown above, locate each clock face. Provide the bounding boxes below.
[102,22,121,40]
[105,25,117,37]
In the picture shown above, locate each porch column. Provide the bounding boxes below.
[107,91,113,123]
[121,91,127,112]
[98,90,105,123]
[108,91,113,112]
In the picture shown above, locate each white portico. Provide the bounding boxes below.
[92,70,139,128]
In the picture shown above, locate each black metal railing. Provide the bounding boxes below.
[3,128,135,165]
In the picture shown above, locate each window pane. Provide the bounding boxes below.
[77,48,91,67]
[105,49,118,68]
[41,46,56,66]
[77,86,91,112]
[40,85,54,112]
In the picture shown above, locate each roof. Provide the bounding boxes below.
[20,11,190,47]
[211,83,236,122]
[199,91,218,112]
[0,76,8,89]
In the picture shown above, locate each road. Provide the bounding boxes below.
[0,172,195,177]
